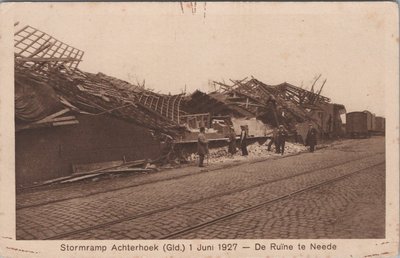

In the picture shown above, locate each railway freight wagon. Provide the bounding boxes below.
[365,111,376,132]
[374,116,385,135]
[346,111,373,138]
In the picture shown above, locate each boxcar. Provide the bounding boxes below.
[363,110,375,132]
[374,116,385,134]
[346,111,370,138]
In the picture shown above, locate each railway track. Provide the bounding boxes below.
[162,161,384,239]
[42,157,384,240]
[17,152,302,209]
[17,151,378,210]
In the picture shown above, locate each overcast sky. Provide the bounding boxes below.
[13,2,398,117]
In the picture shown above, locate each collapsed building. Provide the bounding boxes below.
[15,25,189,186]
[183,78,346,141]
[15,24,346,187]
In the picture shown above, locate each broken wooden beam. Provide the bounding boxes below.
[72,159,148,176]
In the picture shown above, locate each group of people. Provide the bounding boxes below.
[267,123,318,154]
[197,125,249,167]
[197,123,318,167]
[267,125,288,155]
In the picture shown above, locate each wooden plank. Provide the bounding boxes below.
[149,95,155,109]
[72,159,147,176]
[144,94,150,105]
[177,97,183,123]
[18,57,81,62]
[96,168,154,174]
[16,119,78,132]
[34,116,76,124]
[59,97,80,110]
[171,95,178,121]
[63,64,73,73]
[73,160,124,174]
[161,97,165,116]
[60,174,102,183]
[35,108,70,123]
[92,103,136,116]
[66,168,154,182]
[310,74,322,93]
[166,96,171,118]
[154,96,161,114]
[179,113,210,118]
[232,102,265,108]
[52,120,79,126]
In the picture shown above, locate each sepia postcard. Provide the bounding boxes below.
[0,2,399,257]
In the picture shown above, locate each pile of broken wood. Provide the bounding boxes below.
[28,158,158,188]
[211,76,331,130]
[14,24,187,137]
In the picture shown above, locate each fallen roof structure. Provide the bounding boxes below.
[183,90,255,118]
[213,77,332,125]
[14,23,346,139]
[15,25,84,74]
[15,24,187,136]
[184,77,346,138]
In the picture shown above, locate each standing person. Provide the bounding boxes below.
[277,125,287,155]
[159,134,174,165]
[227,127,237,156]
[305,123,318,152]
[267,127,278,152]
[197,127,209,167]
[239,125,248,156]
[293,124,299,143]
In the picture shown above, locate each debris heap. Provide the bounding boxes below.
[15,25,187,136]
[183,77,346,140]
[186,141,308,164]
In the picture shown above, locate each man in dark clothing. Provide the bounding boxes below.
[267,127,278,152]
[197,127,209,167]
[305,123,318,152]
[277,125,287,155]
[227,127,237,155]
[240,125,248,156]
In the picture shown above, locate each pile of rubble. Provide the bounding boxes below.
[186,142,308,164]
[15,23,346,141]
[183,77,346,141]
[14,25,187,136]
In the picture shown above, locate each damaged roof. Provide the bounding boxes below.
[14,24,187,136]
[14,23,346,137]
[184,77,344,131]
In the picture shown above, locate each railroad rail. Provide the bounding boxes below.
[17,149,373,210]
[162,162,384,239]
[40,156,384,240]
[16,147,310,210]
